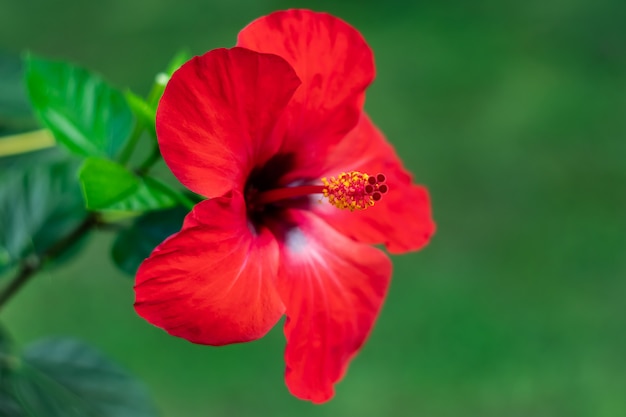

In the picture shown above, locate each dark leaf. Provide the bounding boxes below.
[12,367,87,417]
[13,338,158,417]
[0,148,87,275]
[0,375,24,417]
[0,325,24,417]
[112,205,188,275]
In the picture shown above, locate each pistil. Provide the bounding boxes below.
[255,171,388,211]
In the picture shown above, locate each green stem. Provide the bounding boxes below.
[117,120,144,165]
[118,79,163,166]
[0,215,97,313]
[147,77,165,107]
[136,144,162,176]
[176,193,196,211]
[161,183,195,211]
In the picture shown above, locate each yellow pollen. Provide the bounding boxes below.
[321,171,388,211]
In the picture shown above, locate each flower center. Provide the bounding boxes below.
[255,171,388,211]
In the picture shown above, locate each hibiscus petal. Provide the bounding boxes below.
[134,192,284,345]
[313,113,436,254]
[157,47,301,198]
[237,9,375,182]
[274,210,392,403]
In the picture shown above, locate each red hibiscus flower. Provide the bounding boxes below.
[134,9,435,403]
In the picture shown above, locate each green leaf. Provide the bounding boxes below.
[112,205,189,275]
[0,379,24,417]
[78,157,177,212]
[78,158,139,208]
[12,338,158,417]
[12,368,80,417]
[107,177,179,212]
[24,55,133,158]
[0,148,87,275]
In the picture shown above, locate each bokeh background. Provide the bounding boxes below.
[1,0,626,416]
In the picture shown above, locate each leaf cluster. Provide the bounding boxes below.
[0,50,194,414]
[0,326,158,417]
[1,51,193,277]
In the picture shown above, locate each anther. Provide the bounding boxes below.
[321,171,389,211]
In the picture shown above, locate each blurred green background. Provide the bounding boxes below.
[1,0,626,416]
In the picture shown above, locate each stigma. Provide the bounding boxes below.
[253,171,388,211]
[322,171,388,211]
